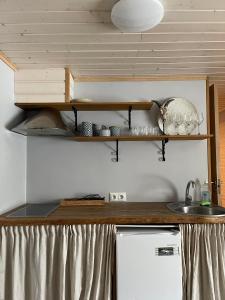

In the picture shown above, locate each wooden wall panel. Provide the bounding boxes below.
[15,94,65,103]
[15,82,65,94]
[15,68,75,103]
[15,69,65,81]
[219,110,225,206]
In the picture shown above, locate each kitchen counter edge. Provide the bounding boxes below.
[0,202,225,225]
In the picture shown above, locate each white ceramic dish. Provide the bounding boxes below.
[158,97,199,135]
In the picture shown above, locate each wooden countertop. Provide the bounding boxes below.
[0,202,225,225]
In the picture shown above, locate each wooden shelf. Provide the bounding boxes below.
[70,135,212,142]
[14,101,210,162]
[15,101,153,111]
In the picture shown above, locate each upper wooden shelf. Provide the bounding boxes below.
[70,135,212,142]
[15,101,153,111]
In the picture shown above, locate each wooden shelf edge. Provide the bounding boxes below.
[15,101,153,111]
[70,135,213,142]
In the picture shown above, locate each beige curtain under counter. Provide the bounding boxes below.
[2,223,225,300]
[180,224,225,300]
[0,224,116,300]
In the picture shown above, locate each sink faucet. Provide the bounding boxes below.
[185,180,196,206]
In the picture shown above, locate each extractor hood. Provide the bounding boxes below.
[12,109,74,136]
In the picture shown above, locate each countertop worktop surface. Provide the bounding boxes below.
[0,202,225,225]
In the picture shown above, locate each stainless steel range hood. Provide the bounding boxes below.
[12,109,73,136]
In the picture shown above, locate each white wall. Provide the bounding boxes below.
[0,61,26,213]
[27,80,208,203]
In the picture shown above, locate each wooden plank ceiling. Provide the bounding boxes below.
[0,0,225,108]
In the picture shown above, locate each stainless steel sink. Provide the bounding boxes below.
[167,202,225,217]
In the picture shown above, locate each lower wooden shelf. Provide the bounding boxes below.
[69,134,212,162]
[70,134,212,142]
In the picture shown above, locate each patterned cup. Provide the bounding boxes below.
[110,126,120,136]
[80,121,93,136]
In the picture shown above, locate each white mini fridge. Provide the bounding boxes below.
[116,225,182,300]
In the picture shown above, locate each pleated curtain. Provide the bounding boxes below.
[180,224,225,300]
[2,223,225,300]
[0,224,116,300]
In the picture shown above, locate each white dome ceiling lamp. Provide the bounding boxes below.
[111,0,164,33]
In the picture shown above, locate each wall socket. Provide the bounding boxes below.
[109,192,127,201]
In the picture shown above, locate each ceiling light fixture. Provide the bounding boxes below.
[111,0,164,33]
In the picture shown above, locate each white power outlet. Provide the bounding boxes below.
[109,192,127,201]
[109,192,119,201]
[118,192,127,201]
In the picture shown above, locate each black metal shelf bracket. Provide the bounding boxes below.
[161,138,169,161]
[111,139,119,162]
[72,106,78,132]
[128,105,132,129]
